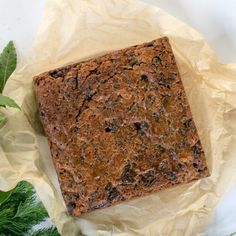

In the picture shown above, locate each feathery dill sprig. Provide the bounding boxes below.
[0,181,60,236]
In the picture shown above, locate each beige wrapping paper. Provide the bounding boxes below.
[1,0,236,235]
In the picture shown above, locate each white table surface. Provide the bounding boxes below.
[0,0,236,235]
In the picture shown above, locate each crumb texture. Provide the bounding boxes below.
[34,37,209,216]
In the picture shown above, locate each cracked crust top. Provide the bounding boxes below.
[33,37,209,216]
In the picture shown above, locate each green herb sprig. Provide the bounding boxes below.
[0,181,60,236]
[0,41,20,127]
[0,41,60,235]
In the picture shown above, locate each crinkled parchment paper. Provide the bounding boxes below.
[1,0,236,235]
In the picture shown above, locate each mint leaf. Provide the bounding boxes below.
[0,94,20,109]
[0,41,17,93]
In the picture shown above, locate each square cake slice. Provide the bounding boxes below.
[34,37,209,216]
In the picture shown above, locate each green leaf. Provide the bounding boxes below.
[0,112,7,128]
[13,195,47,221]
[0,181,60,236]
[0,189,14,206]
[229,233,236,236]
[0,94,20,109]
[0,41,17,93]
